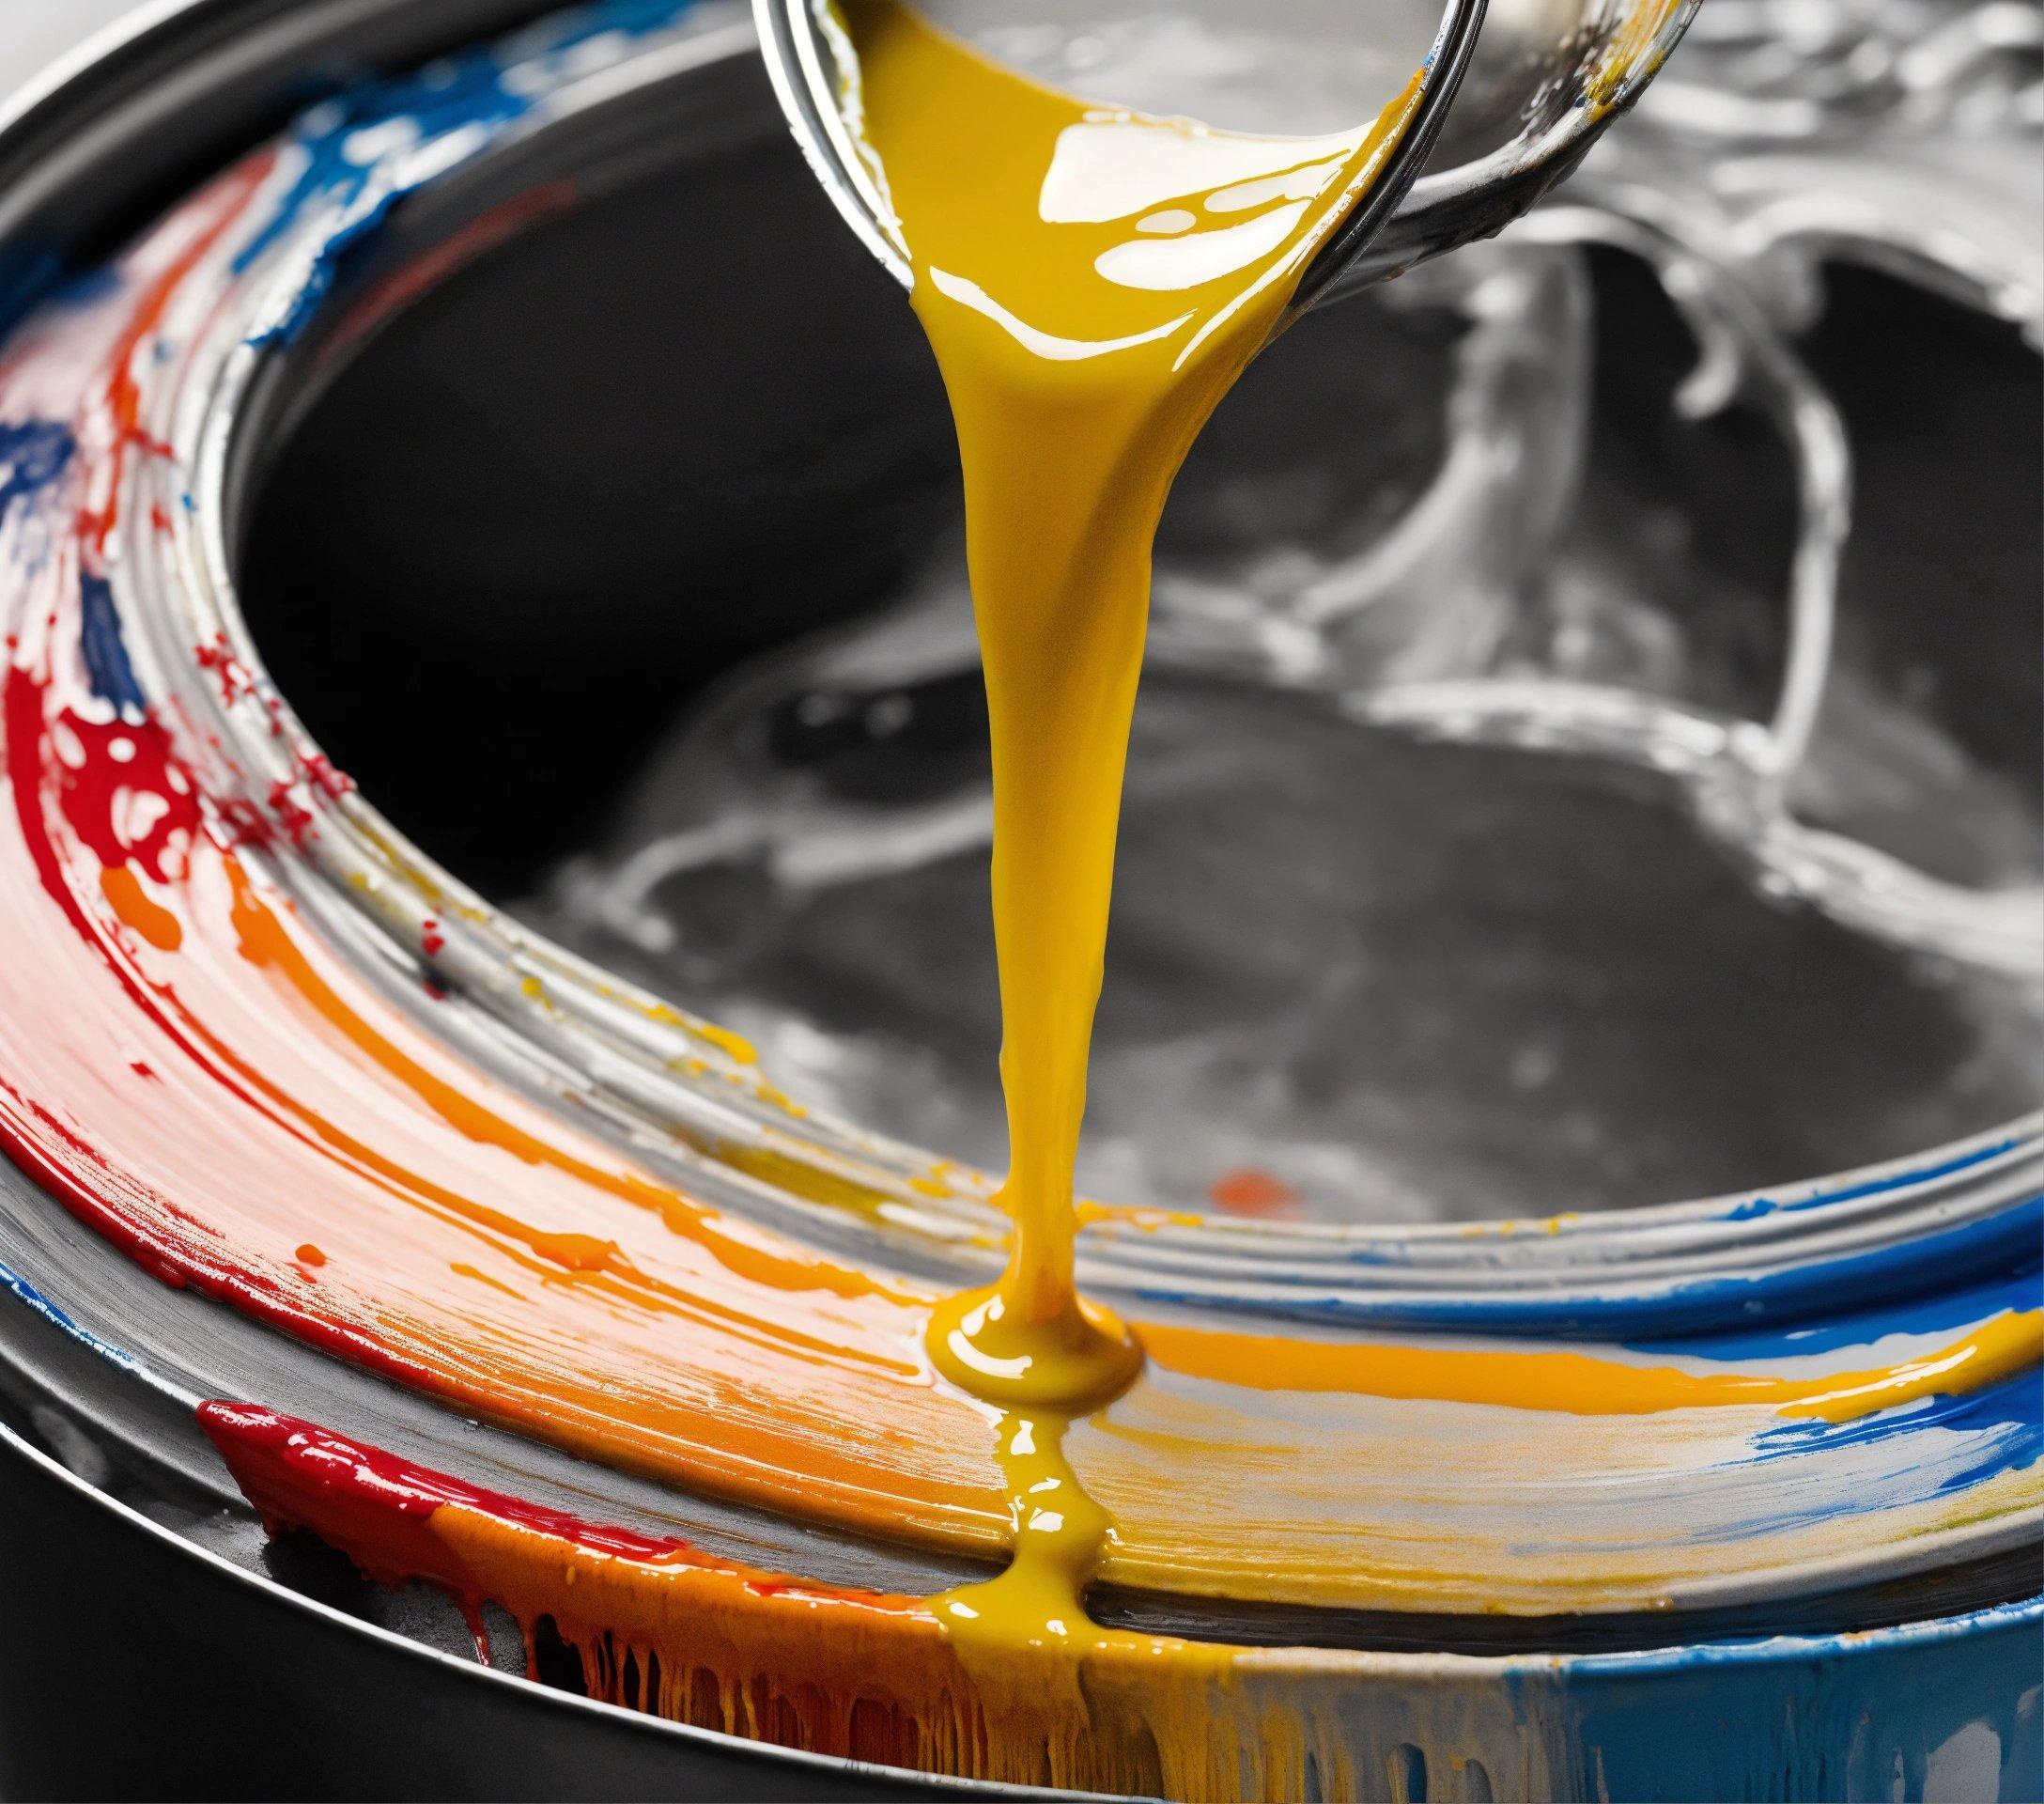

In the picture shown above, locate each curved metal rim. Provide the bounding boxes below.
[7,1410,2034,1698]
[1294,0,1490,307]
[1406,0,1706,214]
[0,1413,1068,1799]
[0,0,206,149]
[0,0,2033,1720]
[73,0,2036,1327]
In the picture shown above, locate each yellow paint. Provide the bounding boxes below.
[931,1407,1123,1680]
[1779,1308,2043,1422]
[1586,0,1687,110]
[1138,1310,2044,1420]
[846,0,1421,1361]
[837,0,1424,1658]
[927,1284,1142,1411]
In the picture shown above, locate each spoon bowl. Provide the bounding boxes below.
[754,0,1697,304]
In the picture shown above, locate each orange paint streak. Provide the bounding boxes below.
[222,862,900,1308]
[181,859,1005,1543]
[1207,1167,1299,1217]
[99,864,181,951]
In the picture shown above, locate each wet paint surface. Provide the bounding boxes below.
[196,1397,2044,1800]
[0,2,2036,1795]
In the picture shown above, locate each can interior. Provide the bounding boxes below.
[232,59,2042,1227]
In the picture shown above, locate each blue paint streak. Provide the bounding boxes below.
[1642,1268,2043,1361]
[1712,1134,2024,1223]
[236,0,695,348]
[0,419,74,521]
[1136,1196,2044,1337]
[78,572,147,712]
[1750,1369,2042,1489]
[0,244,66,345]
[1544,1601,2044,1803]
[0,1253,142,1376]
[0,251,132,350]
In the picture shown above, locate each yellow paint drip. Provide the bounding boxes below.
[839,0,1425,1653]
[932,1410,1120,1669]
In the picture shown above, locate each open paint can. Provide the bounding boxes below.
[0,1,2036,1797]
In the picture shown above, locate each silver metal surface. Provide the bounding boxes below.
[0,1413,1015,1801]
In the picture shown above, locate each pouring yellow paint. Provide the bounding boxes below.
[836,0,1424,1656]
[844,0,1423,1387]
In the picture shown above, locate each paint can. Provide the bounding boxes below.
[0,2,2036,1798]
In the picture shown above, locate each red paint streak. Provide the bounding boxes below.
[298,750,355,799]
[322,183,580,361]
[214,796,273,848]
[198,1403,919,1649]
[0,1062,443,1377]
[421,918,445,957]
[194,632,256,708]
[199,1401,480,1600]
[0,670,452,1373]
[5,664,199,1038]
[198,1403,701,1567]
[265,777,316,846]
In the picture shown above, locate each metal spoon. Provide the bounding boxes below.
[753,0,1698,305]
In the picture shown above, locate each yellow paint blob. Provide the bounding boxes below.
[927,1283,1142,1411]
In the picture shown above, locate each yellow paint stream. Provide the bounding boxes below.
[835,0,1428,1670]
